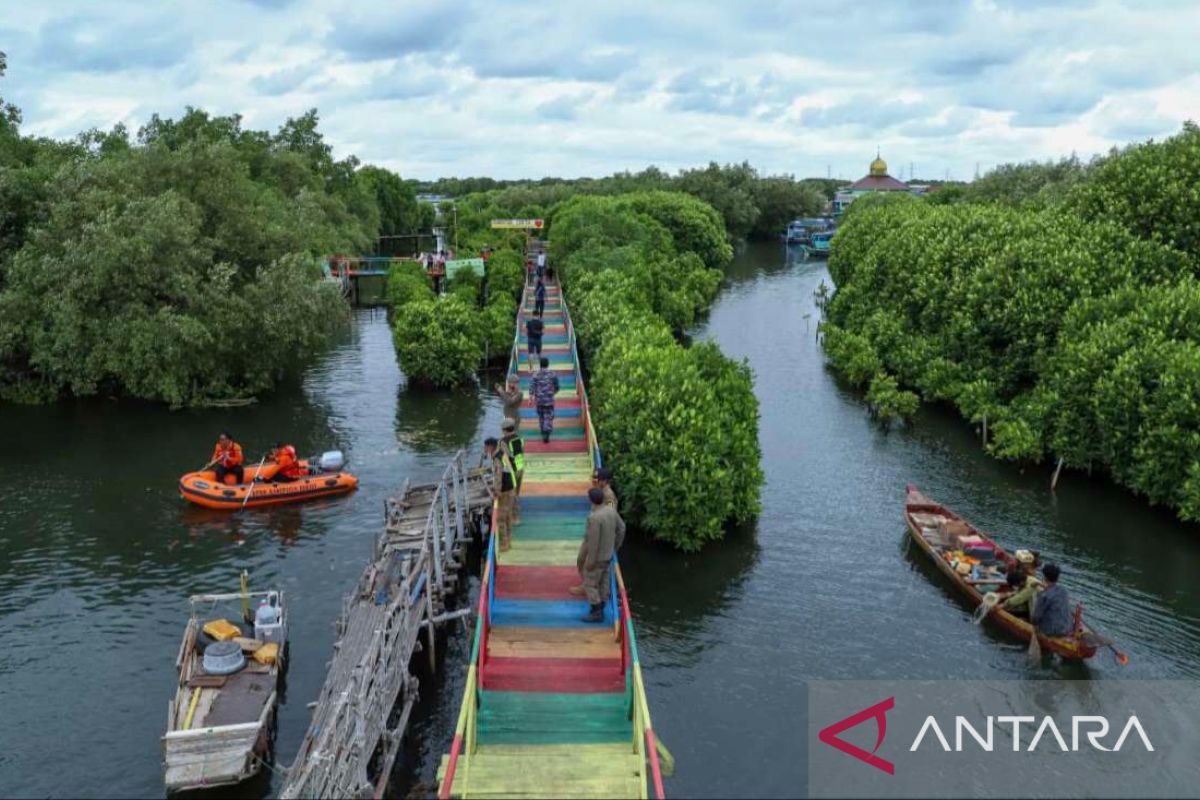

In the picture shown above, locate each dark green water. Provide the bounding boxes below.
[2,246,1199,798]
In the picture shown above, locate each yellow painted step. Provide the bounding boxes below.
[438,743,644,799]
[498,539,580,567]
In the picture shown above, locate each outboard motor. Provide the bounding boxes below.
[318,450,346,472]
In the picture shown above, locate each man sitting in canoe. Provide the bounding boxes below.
[266,442,305,483]
[209,432,245,485]
[1030,564,1073,636]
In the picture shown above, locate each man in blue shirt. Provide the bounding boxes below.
[1032,563,1073,637]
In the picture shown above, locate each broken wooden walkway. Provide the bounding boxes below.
[280,451,493,799]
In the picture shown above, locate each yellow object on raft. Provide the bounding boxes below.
[202,619,241,641]
[253,642,280,666]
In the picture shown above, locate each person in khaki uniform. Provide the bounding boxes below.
[494,376,523,422]
[577,488,619,623]
[483,437,517,551]
[572,471,625,598]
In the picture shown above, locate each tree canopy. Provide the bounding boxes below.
[0,74,422,405]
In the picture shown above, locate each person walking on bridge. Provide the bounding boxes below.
[525,313,545,373]
[576,487,619,623]
[530,357,559,443]
[534,278,546,317]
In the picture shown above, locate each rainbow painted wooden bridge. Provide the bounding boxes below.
[439,277,669,798]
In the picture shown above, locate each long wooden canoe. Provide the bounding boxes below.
[904,485,1098,660]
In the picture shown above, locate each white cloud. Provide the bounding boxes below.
[0,0,1197,181]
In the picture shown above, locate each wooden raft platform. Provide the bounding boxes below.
[280,453,494,799]
[438,274,669,798]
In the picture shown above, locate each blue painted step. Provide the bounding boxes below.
[490,598,612,627]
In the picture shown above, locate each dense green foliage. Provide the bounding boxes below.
[357,165,433,236]
[551,192,762,550]
[385,261,434,307]
[0,55,432,405]
[431,162,826,245]
[0,72,409,403]
[391,295,484,388]
[386,245,526,384]
[822,124,1200,521]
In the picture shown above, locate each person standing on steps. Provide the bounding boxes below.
[536,250,546,281]
[494,375,523,422]
[483,437,517,552]
[593,467,625,550]
[501,417,525,525]
[530,357,559,443]
[525,313,545,373]
[576,487,619,622]
[534,278,546,318]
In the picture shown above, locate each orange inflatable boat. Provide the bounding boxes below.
[180,451,358,510]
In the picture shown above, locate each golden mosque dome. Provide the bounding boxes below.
[869,153,888,177]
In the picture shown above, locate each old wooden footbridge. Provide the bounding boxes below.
[280,452,494,799]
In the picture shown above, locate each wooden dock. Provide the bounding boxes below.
[438,270,670,798]
[280,452,494,799]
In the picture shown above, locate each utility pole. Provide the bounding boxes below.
[910,161,914,180]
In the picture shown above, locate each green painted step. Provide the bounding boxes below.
[478,690,632,746]
[437,743,643,799]
[513,515,587,541]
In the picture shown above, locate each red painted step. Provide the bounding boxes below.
[524,438,587,454]
[495,566,581,600]
[482,656,624,693]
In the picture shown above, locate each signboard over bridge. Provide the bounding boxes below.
[490,218,545,230]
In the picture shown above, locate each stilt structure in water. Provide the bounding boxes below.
[280,453,494,799]
[439,246,670,798]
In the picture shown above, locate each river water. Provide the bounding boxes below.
[1,244,1198,798]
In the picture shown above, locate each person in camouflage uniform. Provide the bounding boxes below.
[530,357,560,443]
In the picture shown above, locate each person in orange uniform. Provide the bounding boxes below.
[268,442,305,482]
[210,432,245,485]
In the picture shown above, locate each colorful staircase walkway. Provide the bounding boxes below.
[439,268,667,799]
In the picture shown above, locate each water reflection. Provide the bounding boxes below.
[395,381,487,453]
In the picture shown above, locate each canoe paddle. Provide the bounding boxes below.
[240,454,269,510]
[1027,595,1042,665]
[1080,631,1130,666]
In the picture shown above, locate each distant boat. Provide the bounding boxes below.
[783,217,833,245]
[806,230,835,258]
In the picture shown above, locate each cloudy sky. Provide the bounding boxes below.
[1,0,1196,181]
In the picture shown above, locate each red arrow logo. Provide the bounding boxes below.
[818,697,895,775]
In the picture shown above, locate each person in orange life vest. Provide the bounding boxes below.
[268,442,305,482]
[210,432,245,485]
